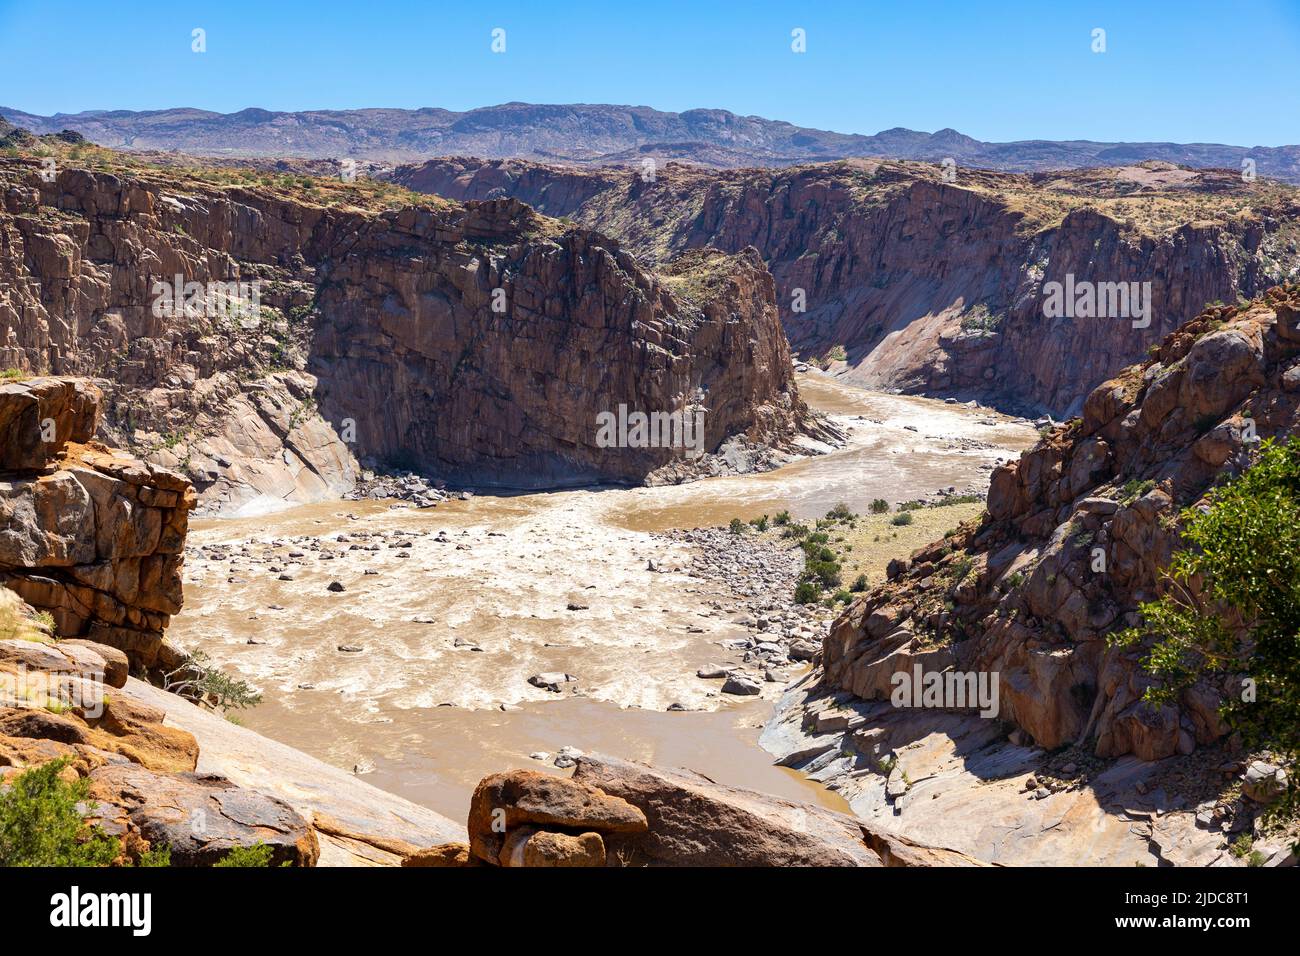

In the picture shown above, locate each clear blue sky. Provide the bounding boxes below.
[2,0,1297,145]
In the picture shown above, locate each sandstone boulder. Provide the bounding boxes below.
[88,764,319,866]
[571,752,983,866]
[467,769,647,863]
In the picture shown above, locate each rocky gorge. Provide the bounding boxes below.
[763,288,1300,866]
[394,156,1300,416]
[0,135,821,516]
[1,123,1296,871]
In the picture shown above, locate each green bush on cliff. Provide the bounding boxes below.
[1113,437,1300,812]
[0,758,120,866]
[215,842,282,867]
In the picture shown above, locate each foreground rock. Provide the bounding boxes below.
[0,590,323,865]
[413,758,981,868]
[87,764,319,866]
[467,769,647,864]
[573,753,985,867]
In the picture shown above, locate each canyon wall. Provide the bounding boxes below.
[822,286,1300,762]
[395,157,1300,416]
[0,152,812,512]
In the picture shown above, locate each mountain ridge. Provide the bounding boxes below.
[5,102,1300,181]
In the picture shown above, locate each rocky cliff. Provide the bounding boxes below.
[395,157,1300,416]
[760,287,1300,865]
[0,143,815,513]
[1,377,192,673]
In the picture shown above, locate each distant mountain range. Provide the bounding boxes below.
[4,102,1299,181]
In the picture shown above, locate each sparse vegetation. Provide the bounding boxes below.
[214,842,286,867]
[1118,478,1155,505]
[163,650,263,712]
[1113,437,1300,815]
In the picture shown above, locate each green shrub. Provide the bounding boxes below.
[869,499,890,514]
[749,514,769,532]
[826,503,854,521]
[1113,437,1300,814]
[850,573,869,592]
[773,510,791,526]
[137,843,172,867]
[803,559,842,589]
[794,580,821,604]
[215,842,284,867]
[163,650,262,711]
[891,512,914,526]
[1118,478,1155,505]
[728,518,745,535]
[832,589,853,604]
[0,759,120,866]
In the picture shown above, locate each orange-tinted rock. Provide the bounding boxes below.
[820,291,1300,761]
[401,842,476,867]
[467,769,647,863]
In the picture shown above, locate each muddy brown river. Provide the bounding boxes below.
[168,375,1037,822]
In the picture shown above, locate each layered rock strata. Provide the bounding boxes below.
[396,157,1300,415]
[0,378,193,672]
[1,151,816,512]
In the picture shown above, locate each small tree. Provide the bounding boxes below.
[164,650,262,711]
[1113,437,1300,813]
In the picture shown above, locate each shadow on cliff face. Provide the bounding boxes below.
[393,158,1300,419]
[301,200,815,492]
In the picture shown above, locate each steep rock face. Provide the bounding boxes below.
[396,157,1300,415]
[0,155,812,510]
[821,286,1300,763]
[306,203,810,488]
[0,378,194,672]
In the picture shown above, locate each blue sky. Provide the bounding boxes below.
[2,0,1297,145]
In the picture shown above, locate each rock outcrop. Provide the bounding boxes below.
[395,157,1300,416]
[823,288,1300,759]
[0,588,320,866]
[1,378,193,673]
[417,758,983,867]
[763,287,1300,865]
[1,148,817,513]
